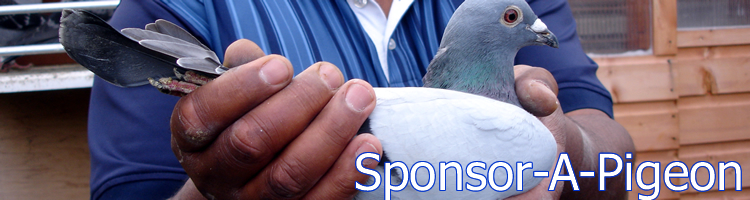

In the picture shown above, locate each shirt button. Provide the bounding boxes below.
[352,0,367,8]
[388,38,396,50]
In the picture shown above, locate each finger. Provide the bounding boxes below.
[171,55,293,152]
[182,62,346,198]
[514,65,559,117]
[224,39,266,68]
[304,133,383,200]
[241,80,377,199]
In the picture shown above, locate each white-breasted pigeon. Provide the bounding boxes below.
[354,0,559,199]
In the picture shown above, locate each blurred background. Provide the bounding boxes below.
[0,0,748,199]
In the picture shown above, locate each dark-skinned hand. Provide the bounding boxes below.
[169,39,383,200]
[508,65,634,200]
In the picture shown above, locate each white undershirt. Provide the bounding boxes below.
[347,0,415,82]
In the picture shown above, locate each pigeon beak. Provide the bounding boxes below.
[530,19,559,48]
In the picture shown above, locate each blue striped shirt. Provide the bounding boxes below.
[88,0,613,199]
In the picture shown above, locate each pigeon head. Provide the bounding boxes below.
[423,0,559,106]
[443,0,558,50]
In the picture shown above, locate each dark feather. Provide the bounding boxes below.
[59,9,181,87]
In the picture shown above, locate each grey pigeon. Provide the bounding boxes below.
[354,0,558,199]
[60,0,560,199]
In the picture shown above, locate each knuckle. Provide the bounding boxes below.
[320,118,357,148]
[171,98,215,150]
[290,88,321,113]
[227,116,275,165]
[264,158,314,199]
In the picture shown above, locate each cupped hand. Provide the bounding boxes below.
[169,39,383,200]
[510,65,634,200]
[507,65,579,199]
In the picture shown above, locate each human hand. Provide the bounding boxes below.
[506,64,576,199]
[169,39,383,199]
[509,65,632,200]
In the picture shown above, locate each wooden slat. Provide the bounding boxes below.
[680,189,750,200]
[628,150,680,200]
[705,58,750,94]
[652,0,678,55]
[678,93,750,145]
[613,101,679,151]
[593,55,673,68]
[677,45,750,61]
[679,140,750,193]
[597,62,677,103]
[674,59,710,97]
[594,45,750,67]
[678,28,750,48]
[675,45,750,96]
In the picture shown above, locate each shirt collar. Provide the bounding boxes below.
[347,0,415,82]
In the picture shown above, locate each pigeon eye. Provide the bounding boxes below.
[505,10,518,23]
[500,6,523,27]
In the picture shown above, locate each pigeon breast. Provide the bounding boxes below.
[357,87,558,200]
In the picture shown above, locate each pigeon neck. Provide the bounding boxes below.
[424,50,521,107]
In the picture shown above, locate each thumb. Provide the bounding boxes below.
[514,65,559,117]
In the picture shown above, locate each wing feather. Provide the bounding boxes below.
[139,40,221,74]
[59,9,178,87]
[146,19,211,50]
[122,28,221,68]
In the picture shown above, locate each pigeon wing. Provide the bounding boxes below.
[59,9,178,87]
[138,39,221,75]
[121,27,222,74]
[146,19,211,51]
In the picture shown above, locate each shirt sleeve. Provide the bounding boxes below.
[87,0,198,199]
[516,0,614,118]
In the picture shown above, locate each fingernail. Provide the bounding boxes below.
[259,58,289,85]
[319,63,344,89]
[355,141,379,168]
[531,80,560,110]
[345,83,373,112]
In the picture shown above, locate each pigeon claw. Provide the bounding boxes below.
[148,77,198,97]
[179,70,213,86]
[147,69,218,96]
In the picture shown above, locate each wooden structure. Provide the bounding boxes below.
[597,1,750,199]
[0,0,749,199]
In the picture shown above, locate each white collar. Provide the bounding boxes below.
[347,0,415,82]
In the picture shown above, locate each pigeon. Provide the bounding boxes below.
[354,0,559,199]
[60,0,560,198]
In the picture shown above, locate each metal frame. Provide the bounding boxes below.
[0,0,119,57]
[0,1,119,93]
[0,0,119,15]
